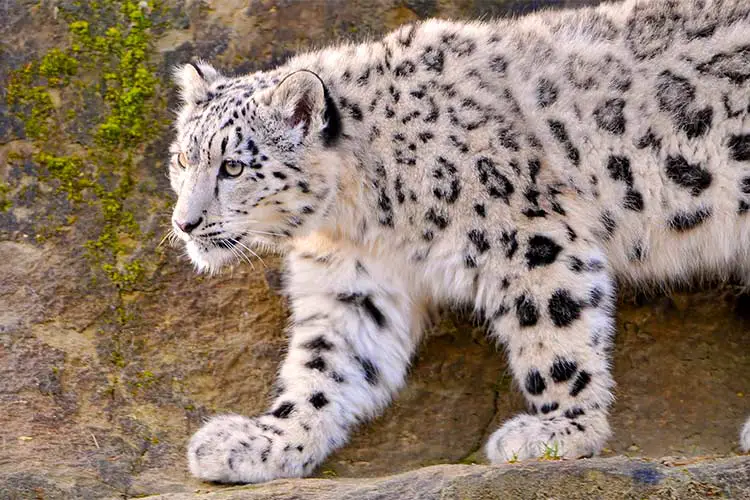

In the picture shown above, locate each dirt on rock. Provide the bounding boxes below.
[1,0,748,499]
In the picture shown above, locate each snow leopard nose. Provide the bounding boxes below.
[175,217,203,235]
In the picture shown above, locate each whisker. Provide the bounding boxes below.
[226,238,258,269]
[235,244,256,270]
[158,233,171,248]
[231,238,267,268]
[217,239,239,266]
[227,245,245,268]
[221,238,255,270]
[219,222,286,238]
[158,229,178,248]
[245,229,285,238]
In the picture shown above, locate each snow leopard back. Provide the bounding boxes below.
[273,0,750,289]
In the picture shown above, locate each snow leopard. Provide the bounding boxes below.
[168,0,750,484]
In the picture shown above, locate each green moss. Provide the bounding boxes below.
[111,350,126,368]
[457,451,480,465]
[39,49,79,87]
[6,66,55,140]
[35,153,93,203]
[6,0,163,292]
[67,2,158,149]
[0,183,10,213]
[5,1,167,380]
[130,369,157,392]
[69,20,90,40]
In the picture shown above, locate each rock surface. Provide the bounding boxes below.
[152,456,750,500]
[1,0,749,499]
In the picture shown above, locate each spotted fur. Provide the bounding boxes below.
[169,0,750,484]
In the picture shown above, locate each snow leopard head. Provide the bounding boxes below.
[169,61,342,272]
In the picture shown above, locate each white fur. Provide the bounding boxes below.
[169,0,750,483]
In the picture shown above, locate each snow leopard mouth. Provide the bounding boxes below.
[181,232,260,273]
[175,214,283,272]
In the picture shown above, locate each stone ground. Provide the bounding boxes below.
[1,0,749,499]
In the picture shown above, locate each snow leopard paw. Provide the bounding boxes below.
[187,414,312,483]
[485,412,611,463]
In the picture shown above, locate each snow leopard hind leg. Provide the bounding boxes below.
[187,238,427,483]
[482,225,616,462]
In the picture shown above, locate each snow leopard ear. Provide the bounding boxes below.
[174,61,221,105]
[266,70,342,147]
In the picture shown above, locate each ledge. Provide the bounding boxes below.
[148,456,750,499]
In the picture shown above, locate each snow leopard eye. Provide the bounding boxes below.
[177,152,189,169]
[219,159,245,179]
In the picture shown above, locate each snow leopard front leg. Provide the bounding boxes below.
[188,240,424,483]
[484,232,616,462]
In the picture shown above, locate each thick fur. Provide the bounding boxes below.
[168,0,750,483]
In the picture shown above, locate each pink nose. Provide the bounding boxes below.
[175,217,203,234]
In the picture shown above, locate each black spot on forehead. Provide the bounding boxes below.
[186,82,262,125]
